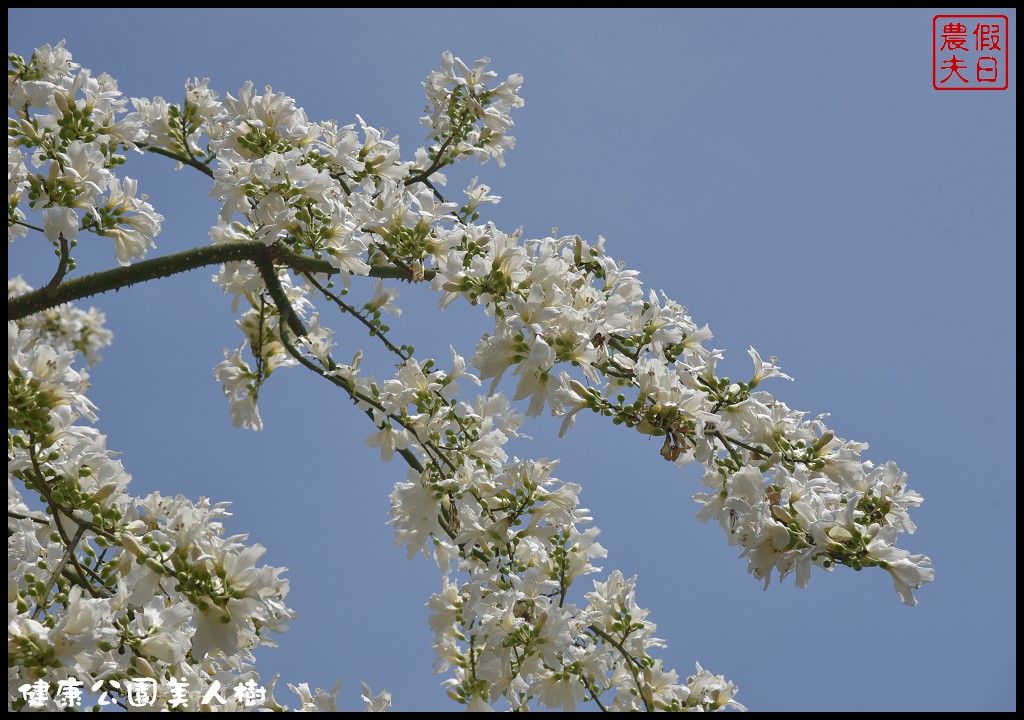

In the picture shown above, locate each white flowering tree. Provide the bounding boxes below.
[8,42,933,712]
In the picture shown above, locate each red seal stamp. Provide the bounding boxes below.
[934,15,1009,90]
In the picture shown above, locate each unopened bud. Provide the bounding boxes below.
[567,379,589,398]
[133,657,156,678]
[813,431,835,453]
[534,610,548,632]
[52,91,70,117]
[119,533,145,558]
[770,505,794,523]
[90,481,119,504]
[827,526,853,543]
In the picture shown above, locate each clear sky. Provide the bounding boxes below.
[8,8,1016,712]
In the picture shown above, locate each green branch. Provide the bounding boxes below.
[44,234,73,290]
[302,271,411,361]
[8,241,435,321]
[587,624,652,712]
[144,145,215,178]
[256,261,428,476]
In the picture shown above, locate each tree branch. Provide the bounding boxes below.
[144,145,215,178]
[44,233,73,290]
[254,257,428,476]
[302,271,411,361]
[8,241,435,321]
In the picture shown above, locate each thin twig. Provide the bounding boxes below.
[31,523,88,620]
[44,233,72,290]
[302,271,410,361]
[144,145,214,178]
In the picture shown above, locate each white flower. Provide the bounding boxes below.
[100,176,163,265]
[288,678,344,712]
[323,211,370,284]
[42,205,79,244]
[389,470,442,559]
[136,600,194,664]
[532,669,587,712]
[219,81,316,156]
[63,139,110,198]
[365,423,411,463]
[214,346,263,430]
[462,177,501,216]
[864,525,934,606]
[512,335,556,417]
[747,346,793,387]
[360,682,392,712]
[28,41,78,82]
[366,278,401,316]
[687,662,746,711]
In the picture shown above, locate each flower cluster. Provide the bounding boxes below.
[9,41,932,711]
[7,302,388,711]
[9,276,112,364]
[8,42,162,265]
[371,355,735,710]
[421,51,525,169]
[430,228,934,606]
[150,46,930,609]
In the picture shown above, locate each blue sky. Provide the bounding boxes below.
[8,9,1016,712]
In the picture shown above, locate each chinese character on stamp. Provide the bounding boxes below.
[934,15,1009,90]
